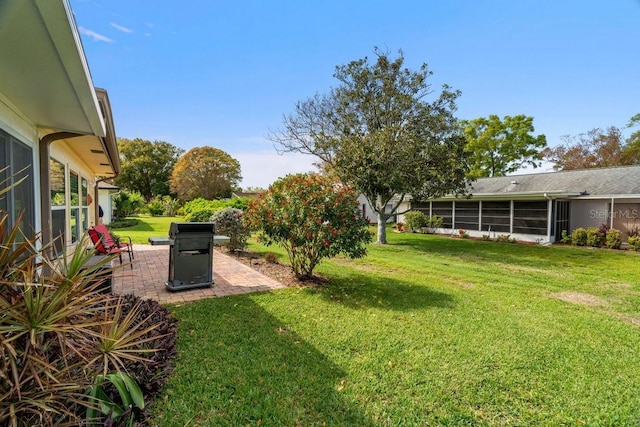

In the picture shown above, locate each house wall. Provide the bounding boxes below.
[396,200,411,224]
[50,142,98,247]
[357,194,397,224]
[611,201,640,237]
[569,200,608,230]
[98,190,115,225]
[0,89,101,251]
[0,93,41,231]
[0,94,38,145]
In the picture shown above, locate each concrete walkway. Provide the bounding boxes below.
[112,244,285,304]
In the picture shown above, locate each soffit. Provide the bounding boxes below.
[0,0,104,137]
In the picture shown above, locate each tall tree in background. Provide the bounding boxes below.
[270,49,469,244]
[462,114,547,178]
[115,138,183,201]
[170,146,242,201]
[542,126,639,170]
[621,113,640,164]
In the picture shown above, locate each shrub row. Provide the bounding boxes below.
[562,225,623,249]
[110,190,252,220]
[181,197,249,222]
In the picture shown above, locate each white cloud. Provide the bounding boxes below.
[233,152,319,190]
[110,22,133,33]
[78,26,113,43]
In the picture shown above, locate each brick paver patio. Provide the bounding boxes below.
[112,244,285,304]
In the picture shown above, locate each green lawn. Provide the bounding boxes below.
[109,215,181,244]
[149,230,640,426]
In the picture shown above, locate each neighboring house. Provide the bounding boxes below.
[357,194,398,224]
[398,165,640,244]
[97,182,120,225]
[0,1,119,255]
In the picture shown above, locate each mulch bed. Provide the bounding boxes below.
[226,249,329,287]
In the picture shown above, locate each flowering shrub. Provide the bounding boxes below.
[210,207,250,251]
[245,173,373,280]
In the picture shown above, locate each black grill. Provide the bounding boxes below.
[166,222,215,291]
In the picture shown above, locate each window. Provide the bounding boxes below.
[0,129,35,238]
[431,201,453,228]
[82,177,89,231]
[454,201,479,230]
[481,201,510,232]
[513,201,548,235]
[411,201,430,217]
[50,158,66,256]
[70,171,81,243]
[554,201,570,241]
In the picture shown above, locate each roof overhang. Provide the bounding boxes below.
[0,0,119,177]
[435,190,585,201]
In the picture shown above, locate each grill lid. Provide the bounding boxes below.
[169,222,215,238]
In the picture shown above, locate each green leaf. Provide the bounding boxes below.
[106,372,133,408]
[95,387,123,418]
[121,372,145,409]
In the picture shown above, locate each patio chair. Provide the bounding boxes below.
[93,224,134,259]
[88,225,134,268]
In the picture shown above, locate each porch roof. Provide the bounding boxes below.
[0,0,119,177]
[464,165,640,199]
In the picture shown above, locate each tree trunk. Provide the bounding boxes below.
[376,212,389,244]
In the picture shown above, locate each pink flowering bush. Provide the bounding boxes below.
[245,173,372,280]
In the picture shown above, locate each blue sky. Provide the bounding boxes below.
[71,0,640,189]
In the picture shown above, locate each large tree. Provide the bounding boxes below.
[170,146,242,201]
[462,114,547,178]
[115,138,184,201]
[270,49,469,244]
[542,126,638,170]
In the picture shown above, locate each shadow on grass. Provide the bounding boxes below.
[390,232,590,268]
[153,296,375,426]
[309,269,456,311]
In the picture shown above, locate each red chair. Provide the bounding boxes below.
[93,225,134,259]
[88,225,133,268]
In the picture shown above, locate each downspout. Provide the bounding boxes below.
[544,193,553,243]
[610,197,615,230]
[39,132,83,253]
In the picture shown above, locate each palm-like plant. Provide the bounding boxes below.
[0,205,166,426]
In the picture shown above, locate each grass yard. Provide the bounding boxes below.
[109,215,181,244]
[150,230,640,426]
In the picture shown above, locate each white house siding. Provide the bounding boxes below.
[395,200,411,224]
[0,94,38,145]
[357,194,398,224]
[98,189,117,225]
